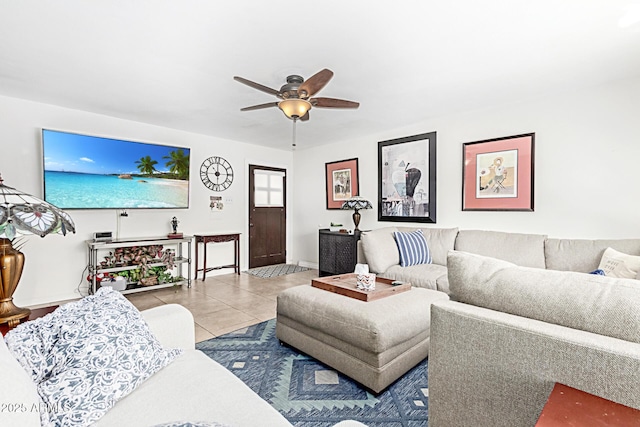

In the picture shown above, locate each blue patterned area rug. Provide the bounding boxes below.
[246,264,311,278]
[196,319,428,426]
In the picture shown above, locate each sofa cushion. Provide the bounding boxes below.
[435,274,450,295]
[361,227,399,273]
[383,263,447,291]
[5,287,182,427]
[94,350,293,427]
[544,238,640,272]
[597,247,640,279]
[447,250,640,343]
[455,229,547,268]
[394,229,432,267]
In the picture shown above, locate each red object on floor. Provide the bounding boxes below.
[0,305,57,336]
[535,383,640,426]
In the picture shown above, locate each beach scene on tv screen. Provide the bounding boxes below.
[42,130,190,209]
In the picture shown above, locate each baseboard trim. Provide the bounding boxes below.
[298,260,318,269]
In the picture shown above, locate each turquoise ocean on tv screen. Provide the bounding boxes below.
[44,171,189,209]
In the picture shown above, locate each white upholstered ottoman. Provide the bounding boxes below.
[276,284,448,393]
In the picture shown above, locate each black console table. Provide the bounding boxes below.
[318,229,361,277]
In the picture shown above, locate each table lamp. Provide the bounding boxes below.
[0,175,75,326]
[341,196,373,231]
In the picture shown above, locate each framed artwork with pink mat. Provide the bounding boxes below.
[462,133,535,211]
[325,158,359,210]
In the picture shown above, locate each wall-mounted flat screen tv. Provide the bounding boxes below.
[42,129,190,209]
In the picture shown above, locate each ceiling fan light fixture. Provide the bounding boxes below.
[278,99,311,119]
[236,69,358,121]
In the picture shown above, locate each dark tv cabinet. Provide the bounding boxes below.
[318,229,361,277]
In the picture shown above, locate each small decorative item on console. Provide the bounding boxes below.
[100,276,127,291]
[168,216,183,238]
[86,272,121,289]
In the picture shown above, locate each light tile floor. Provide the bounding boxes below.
[126,269,318,343]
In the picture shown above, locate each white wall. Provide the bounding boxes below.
[3,74,639,306]
[0,95,293,307]
[292,75,640,266]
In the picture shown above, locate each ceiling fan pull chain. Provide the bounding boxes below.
[292,118,297,149]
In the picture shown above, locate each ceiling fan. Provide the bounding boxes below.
[234,69,359,121]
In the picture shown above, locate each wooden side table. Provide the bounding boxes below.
[194,233,241,280]
[0,305,58,335]
[535,383,640,426]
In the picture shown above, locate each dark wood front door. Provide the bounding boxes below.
[248,165,286,268]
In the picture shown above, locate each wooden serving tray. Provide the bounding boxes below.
[311,273,411,301]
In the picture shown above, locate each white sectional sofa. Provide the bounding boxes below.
[358,227,640,294]
[357,227,640,425]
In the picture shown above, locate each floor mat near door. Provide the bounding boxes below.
[246,263,310,278]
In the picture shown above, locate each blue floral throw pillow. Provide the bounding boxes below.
[4,287,182,427]
[393,229,432,267]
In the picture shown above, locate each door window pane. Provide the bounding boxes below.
[270,191,283,206]
[255,190,269,206]
[255,174,268,187]
[270,175,283,189]
[254,169,284,207]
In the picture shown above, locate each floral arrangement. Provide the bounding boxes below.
[90,245,181,287]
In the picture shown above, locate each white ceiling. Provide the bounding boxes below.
[1,1,639,151]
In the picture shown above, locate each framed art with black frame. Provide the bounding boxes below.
[325,158,359,210]
[378,132,437,223]
[462,133,535,211]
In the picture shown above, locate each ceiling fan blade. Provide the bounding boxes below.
[298,69,334,98]
[234,76,282,98]
[311,97,360,109]
[300,111,310,121]
[240,102,279,111]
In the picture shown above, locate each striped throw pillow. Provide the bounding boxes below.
[393,229,432,267]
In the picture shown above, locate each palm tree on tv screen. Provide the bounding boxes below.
[163,149,189,180]
[135,156,158,175]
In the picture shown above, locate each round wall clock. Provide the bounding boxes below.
[200,156,234,191]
